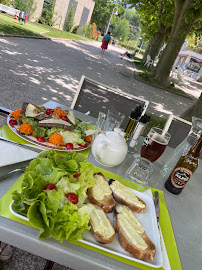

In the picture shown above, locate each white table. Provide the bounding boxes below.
[0,101,202,270]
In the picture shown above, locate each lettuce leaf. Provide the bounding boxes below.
[21,117,46,137]
[12,150,93,243]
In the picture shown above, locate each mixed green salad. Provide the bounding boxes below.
[12,150,95,243]
[9,104,92,149]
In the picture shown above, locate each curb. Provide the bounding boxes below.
[0,34,87,42]
[0,33,51,39]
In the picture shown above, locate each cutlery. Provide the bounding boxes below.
[153,191,172,270]
[0,137,43,153]
[0,166,27,182]
[0,106,11,117]
[153,191,160,226]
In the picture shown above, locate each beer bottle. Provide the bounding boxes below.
[165,135,202,195]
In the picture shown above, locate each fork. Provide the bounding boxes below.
[0,165,27,182]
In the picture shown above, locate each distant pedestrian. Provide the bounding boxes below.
[101,32,111,54]
[120,49,137,59]
[24,14,28,23]
[18,11,23,24]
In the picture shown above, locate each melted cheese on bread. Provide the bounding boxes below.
[91,174,112,200]
[117,214,148,250]
[116,205,145,234]
[87,203,114,238]
[110,181,145,208]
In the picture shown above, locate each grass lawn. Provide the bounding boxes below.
[30,21,86,40]
[0,14,85,40]
[0,14,42,36]
[133,55,190,96]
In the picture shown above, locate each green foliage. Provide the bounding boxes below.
[142,114,166,137]
[12,0,36,17]
[38,0,55,26]
[112,17,130,42]
[63,4,76,32]
[13,0,25,10]
[77,23,93,39]
[0,0,12,4]
[72,25,79,34]
[128,0,174,43]
[91,0,126,29]
[24,0,36,17]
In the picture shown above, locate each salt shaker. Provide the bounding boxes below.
[128,115,150,152]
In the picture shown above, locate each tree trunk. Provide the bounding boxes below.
[181,94,202,122]
[142,29,167,63]
[150,1,196,85]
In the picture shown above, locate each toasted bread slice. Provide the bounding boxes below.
[109,179,146,213]
[88,173,115,213]
[114,204,156,261]
[86,203,115,244]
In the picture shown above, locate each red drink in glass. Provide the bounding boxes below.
[141,132,168,162]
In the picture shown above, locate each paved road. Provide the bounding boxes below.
[0,37,196,127]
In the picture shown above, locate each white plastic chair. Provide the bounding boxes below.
[71,75,149,128]
[144,55,154,68]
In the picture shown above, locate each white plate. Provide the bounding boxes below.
[9,189,162,268]
[7,115,92,152]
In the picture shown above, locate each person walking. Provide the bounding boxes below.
[101,32,111,54]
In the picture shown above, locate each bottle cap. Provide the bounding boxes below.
[114,128,121,134]
[120,131,126,137]
[129,139,136,148]
[130,106,143,119]
[139,114,150,124]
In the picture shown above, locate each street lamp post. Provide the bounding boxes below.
[106,6,118,34]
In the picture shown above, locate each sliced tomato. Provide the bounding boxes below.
[78,143,89,148]
[65,143,74,150]
[66,193,78,204]
[60,115,68,121]
[43,184,57,190]
[73,172,81,178]
[37,137,46,142]
[9,119,18,126]
[45,108,54,115]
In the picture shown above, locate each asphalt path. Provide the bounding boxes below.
[0,37,196,127]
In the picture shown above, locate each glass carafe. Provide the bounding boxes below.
[163,117,202,176]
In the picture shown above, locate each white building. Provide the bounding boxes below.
[30,0,95,30]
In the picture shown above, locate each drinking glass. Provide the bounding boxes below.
[96,112,106,130]
[141,127,171,163]
[103,109,125,131]
[125,157,154,188]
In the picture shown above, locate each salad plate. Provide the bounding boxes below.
[10,188,162,268]
[7,103,93,152]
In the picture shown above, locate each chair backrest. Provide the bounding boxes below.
[71,76,149,128]
[163,114,192,148]
[146,55,151,62]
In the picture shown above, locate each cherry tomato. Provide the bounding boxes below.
[73,173,81,178]
[66,193,78,204]
[60,115,68,121]
[43,184,57,190]
[37,137,46,143]
[65,143,74,150]
[46,108,54,115]
[78,143,89,148]
[9,119,17,126]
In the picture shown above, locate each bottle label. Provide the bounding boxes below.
[171,167,192,188]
